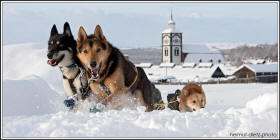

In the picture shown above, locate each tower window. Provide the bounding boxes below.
[175,47,179,56]
[165,48,168,56]
[199,59,202,63]
[218,59,221,63]
[172,36,180,44]
[174,38,179,43]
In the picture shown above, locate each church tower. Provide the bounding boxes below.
[162,10,182,64]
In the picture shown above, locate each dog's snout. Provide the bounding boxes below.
[90,61,97,67]
[193,108,196,111]
[201,106,205,108]
[47,52,53,59]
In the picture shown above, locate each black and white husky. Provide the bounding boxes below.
[47,22,91,110]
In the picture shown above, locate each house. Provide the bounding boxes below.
[183,51,224,65]
[233,64,278,83]
[217,64,237,77]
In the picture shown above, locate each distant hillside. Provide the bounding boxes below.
[120,43,278,66]
[205,42,258,51]
[121,47,162,64]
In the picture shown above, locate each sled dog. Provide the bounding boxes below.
[76,25,164,112]
[167,83,206,112]
[47,22,91,110]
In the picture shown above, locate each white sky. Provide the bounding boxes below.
[2,2,278,47]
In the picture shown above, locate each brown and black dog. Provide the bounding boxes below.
[76,25,163,112]
[167,83,206,112]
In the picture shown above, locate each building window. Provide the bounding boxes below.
[175,47,179,56]
[199,59,202,63]
[218,59,221,63]
[209,59,213,63]
[164,39,169,44]
[165,48,168,56]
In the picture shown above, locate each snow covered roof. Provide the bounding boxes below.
[162,28,181,33]
[174,65,183,68]
[216,64,237,76]
[159,63,175,68]
[182,62,196,68]
[184,53,224,64]
[234,64,278,74]
[198,62,213,68]
[135,63,153,68]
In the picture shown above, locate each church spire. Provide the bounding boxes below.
[168,9,175,29]
[171,9,173,21]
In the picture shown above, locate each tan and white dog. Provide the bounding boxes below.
[76,25,164,112]
[167,83,206,112]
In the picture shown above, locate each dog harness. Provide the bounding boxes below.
[61,63,91,99]
[78,67,92,98]
[127,66,139,92]
[91,66,139,97]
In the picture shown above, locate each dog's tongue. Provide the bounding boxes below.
[47,59,56,65]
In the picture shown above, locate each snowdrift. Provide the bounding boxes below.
[3,43,65,94]
[3,75,63,116]
[3,87,278,137]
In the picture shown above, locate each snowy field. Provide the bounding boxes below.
[2,43,279,138]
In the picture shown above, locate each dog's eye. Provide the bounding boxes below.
[83,50,88,54]
[96,48,101,53]
[193,100,196,104]
[56,41,60,45]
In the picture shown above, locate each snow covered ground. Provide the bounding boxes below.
[2,43,279,138]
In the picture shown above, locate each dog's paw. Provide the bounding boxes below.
[89,103,106,113]
[63,96,77,110]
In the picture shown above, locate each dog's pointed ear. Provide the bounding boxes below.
[182,88,189,96]
[177,96,181,102]
[63,22,72,37]
[77,26,87,44]
[94,25,106,41]
[50,24,58,37]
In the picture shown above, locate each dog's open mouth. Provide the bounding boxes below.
[89,67,99,79]
[47,54,64,66]
[88,65,101,80]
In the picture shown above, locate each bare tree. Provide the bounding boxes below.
[221,43,278,66]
